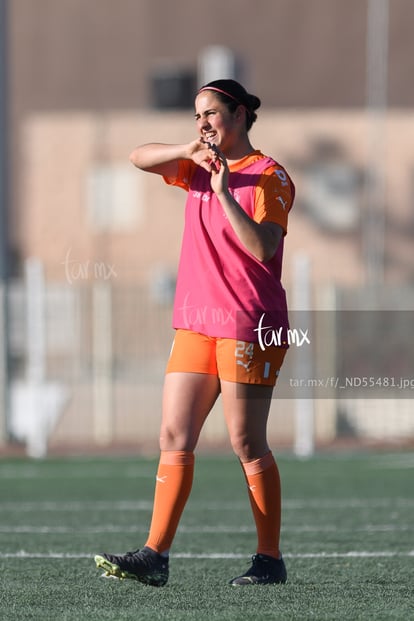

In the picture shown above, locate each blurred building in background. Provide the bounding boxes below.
[1,0,413,456]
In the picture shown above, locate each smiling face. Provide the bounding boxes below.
[194,91,246,156]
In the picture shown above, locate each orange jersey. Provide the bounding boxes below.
[166,150,294,233]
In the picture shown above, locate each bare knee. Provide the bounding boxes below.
[159,423,199,452]
[221,379,272,462]
[229,431,269,462]
[160,372,220,452]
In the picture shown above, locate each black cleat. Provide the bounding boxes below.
[95,546,169,587]
[230,553,287,586]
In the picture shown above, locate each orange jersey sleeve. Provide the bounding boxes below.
[164,157,294,234]
[163,160,195,191]
[253,165,294,233]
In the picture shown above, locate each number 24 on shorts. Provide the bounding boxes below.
[235,341,254,370]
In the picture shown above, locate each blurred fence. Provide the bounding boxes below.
[0,261,413,457]
[3,262,174,456]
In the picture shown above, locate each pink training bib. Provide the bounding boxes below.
[168,154,294,343]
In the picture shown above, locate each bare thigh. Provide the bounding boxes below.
[220,380,274,462]
[160,372,221,452]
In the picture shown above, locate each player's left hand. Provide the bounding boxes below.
[206,144,229,196]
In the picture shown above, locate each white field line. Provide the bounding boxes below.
[0,453,413,480]
[0,550,413,560]
[0,524,412,534]
[0,468,154,480]
[369,454,414,469]
[1,498,413,512]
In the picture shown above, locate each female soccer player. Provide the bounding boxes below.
[95,79,295,586]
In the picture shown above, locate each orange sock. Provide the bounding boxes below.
[241,451,282,559]
[145,450,194,555]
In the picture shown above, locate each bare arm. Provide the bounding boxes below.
[217,190,283,262]
[129,139,217,177]
[129,143,186,177]
[210,148,283,262]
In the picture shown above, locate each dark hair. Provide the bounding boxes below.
[197,79,261,131]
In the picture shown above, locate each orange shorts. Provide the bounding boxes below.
[166,329,287,386]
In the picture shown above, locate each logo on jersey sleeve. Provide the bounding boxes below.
[276,195,288,210]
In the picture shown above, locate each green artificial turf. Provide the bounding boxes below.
[1,452,413,620]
